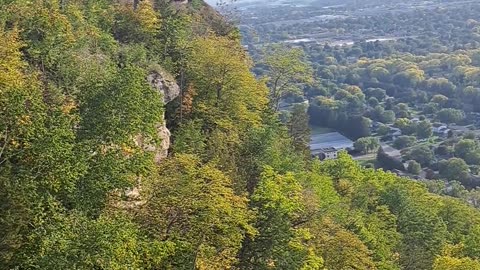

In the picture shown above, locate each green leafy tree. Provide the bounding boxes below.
[393,68,425,88]
[465,226,480,259]
[433,256,480,270]
[377,124,391,136]
[113,0,161,43]
[466,152,480,165]
[439,158,470,182]
[347,116,372,139]
[425,78,456,97]
[0,27,24,88]
[75,66,164,214]
[287,104,311,157]
[0,26,85,265]
[395,118,416,135]
[394,136,417,149]
[416,120,433,139]
[354,137,380,154]
[369,67,390,82]
[377,147,406,171]
[172,120,206,156]
[436,144,453,156]
[187,35,268,130]
[431,94,449,107]
[381,110,396,124]
[407,160,422,175]
[263,45,313,110]
[14,212,173,269]
[311,218,376,270]
[406,145,435,166]
[455,139,478,159]
[139,154,253,269]
[238,167,318,270]
[364,87,387,100]
[368,96,380,107]
[437,108,465,124]
[381,184,448,270]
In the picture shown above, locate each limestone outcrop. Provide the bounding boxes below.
[147,70,180,104]
[146,69,180,162]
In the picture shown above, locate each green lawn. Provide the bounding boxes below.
[357,158,377,168]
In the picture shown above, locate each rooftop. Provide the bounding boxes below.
[310,131,354,155]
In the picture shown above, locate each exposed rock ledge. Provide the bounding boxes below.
[121,69,180,208]
[147,70,180,104]
[147,69,180,162]
[133,69,179,164]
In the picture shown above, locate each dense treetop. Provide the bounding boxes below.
[2,0,480,269]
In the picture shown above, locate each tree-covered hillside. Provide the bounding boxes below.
[1,0,480,269]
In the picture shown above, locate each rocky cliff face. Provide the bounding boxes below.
[147,70,180,162]
[147,70,180,104]
[124,70,180,207]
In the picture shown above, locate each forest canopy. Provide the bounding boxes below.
[1,0,480,270]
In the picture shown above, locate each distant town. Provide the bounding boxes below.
[237,0,480,189]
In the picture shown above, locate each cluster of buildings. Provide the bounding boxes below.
[311,121,461,161]
[372,120,454,141]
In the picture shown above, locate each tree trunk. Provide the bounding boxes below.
[216,86,221,108]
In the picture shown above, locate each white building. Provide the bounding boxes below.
[317,147,339,160]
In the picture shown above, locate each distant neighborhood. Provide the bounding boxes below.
[308,111,480,186]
